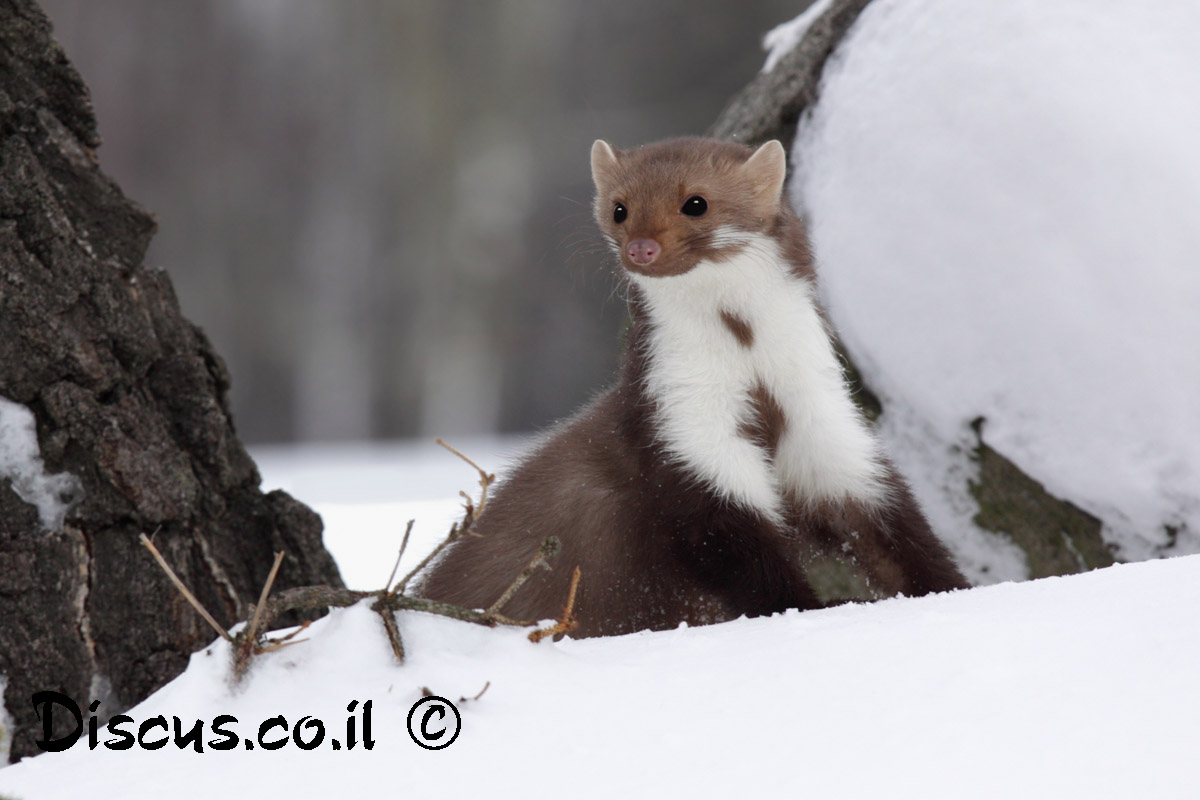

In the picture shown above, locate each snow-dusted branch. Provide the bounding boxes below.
[708,0,872,146]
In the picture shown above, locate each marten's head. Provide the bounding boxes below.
[590,137,787,278]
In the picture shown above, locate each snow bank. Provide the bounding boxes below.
[2,548,1197,799]
[0,396,83,532]
[788,0,1200,575]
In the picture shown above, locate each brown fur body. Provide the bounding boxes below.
[419,138,968,637]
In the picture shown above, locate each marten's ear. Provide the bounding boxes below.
[591,139,620,190]
[743,140,787,212]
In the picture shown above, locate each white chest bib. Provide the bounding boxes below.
[632,233,887,522]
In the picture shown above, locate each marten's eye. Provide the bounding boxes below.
[681,196,708,217]
[613,202,627,224]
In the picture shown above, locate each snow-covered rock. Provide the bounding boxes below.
[788,0,1200,578]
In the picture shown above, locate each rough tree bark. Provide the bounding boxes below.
[710,0,1113,591]
[0,0,343,762]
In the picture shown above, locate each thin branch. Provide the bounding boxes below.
[256,637,309,655]
[436,437,496,520]
[233,549,289,680]
[247,550,285,640]
[393,439,497,596]
[258,584,371,620]
[384,519,416,596]
[251,584,542,633]
[485,536,561,617]
[435,437,491,487]
[263,619,311,649]
[529,566,582,643]
[394,529,457,596]
[390,593,537,627]
[482,611,533,627]
[459,681,491,704]
[374,598,406,663]
[139,532,233,643]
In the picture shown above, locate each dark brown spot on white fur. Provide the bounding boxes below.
[739,382,786,462]
[719,309,754,348]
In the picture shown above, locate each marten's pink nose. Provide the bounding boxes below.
[626,238,660,266]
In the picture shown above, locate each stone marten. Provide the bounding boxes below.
[419,137,969,637]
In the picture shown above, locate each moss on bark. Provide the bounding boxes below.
[969,425,1115,577]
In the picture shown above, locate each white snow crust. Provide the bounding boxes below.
[788,0,1200,575]
[0,396,83,532]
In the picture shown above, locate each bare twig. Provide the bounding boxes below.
[248,582,545,636]
[384,519,416,596]
[263,619,311,649]
[256,637,309,655]
[485,536,561,617]
[394,527,458,596]
[459,681,491,704]
[436,437,495,520]
[394,440,496,595]
[257,584,371,619]
[247,550,285,641]
[529,565,582,643]
[232,549,289,680]
[375,598,406,663]
[139,532,233,643]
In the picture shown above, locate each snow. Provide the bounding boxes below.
[788,0,1200,576]
[251,436,531,588]
[0,396,83,532]
[1,445,1198,797]
[0,675,9,766]
[761,0,836,73]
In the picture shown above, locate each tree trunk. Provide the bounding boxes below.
[709,0,1112,591]
[0,0,342,762]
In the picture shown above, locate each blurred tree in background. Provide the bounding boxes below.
[39,0,812,443]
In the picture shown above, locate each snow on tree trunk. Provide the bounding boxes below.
[0,0,342,763]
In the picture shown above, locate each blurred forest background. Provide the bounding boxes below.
[39,0,812,444]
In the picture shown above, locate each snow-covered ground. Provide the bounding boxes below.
[249,435,532,589]
[2,443,1199,798]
